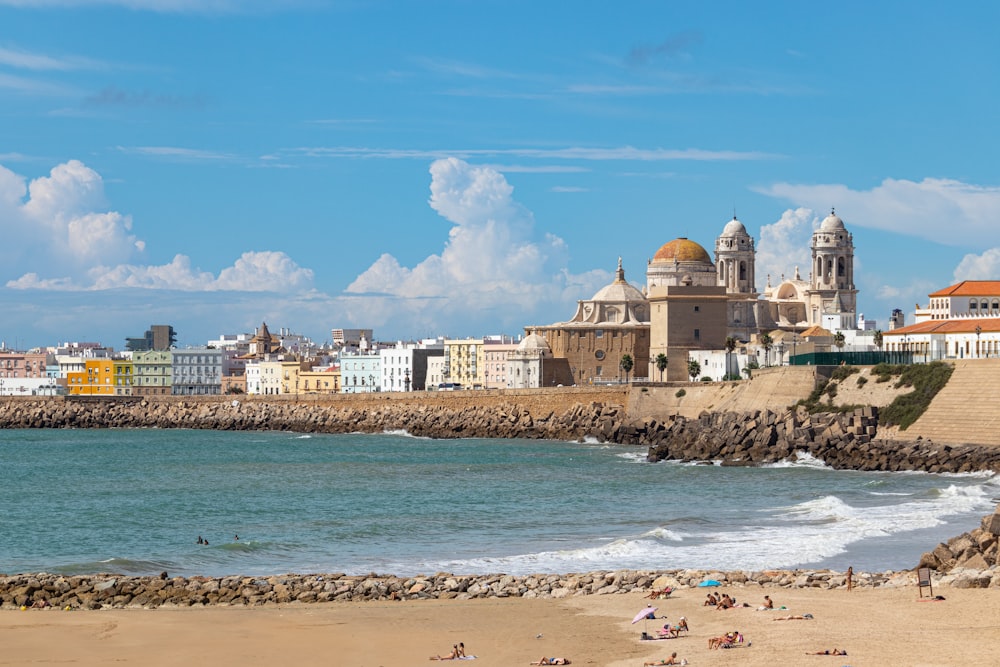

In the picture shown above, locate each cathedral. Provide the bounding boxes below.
[526,210,858,383]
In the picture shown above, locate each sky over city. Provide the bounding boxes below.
[2,1,999,348]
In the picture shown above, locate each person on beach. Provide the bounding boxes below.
[704,592,718,606]
[430,645,460,660]
[457,643,466,658]
[762,595,774,609]
[716,594,733,610]
[708,631,740,649]
[806,649,847,655]
[846,566,853,592]
[531,659,571,665]
[774,614,813,620]
[643,652,680,665]
[197,536,204,544]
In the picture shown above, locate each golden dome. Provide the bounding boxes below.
[652,237,712,264]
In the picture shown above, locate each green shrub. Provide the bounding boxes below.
[879,362,954,430]
[830,365,859,382]
[675,389,686,398]
[700,376,713,382]
[856,375,868,387]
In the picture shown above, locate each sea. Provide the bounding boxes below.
[1,428,997,579]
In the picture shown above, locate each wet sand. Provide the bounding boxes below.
[2,584,999,666]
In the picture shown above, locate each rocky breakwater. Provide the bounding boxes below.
[917,504,1000,589]
[645,407,1000,474]
[1,567,911,610]
[0,397,634,442]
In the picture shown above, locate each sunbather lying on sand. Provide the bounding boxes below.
[806,649,847,655]
[773,614,813,620]
[643,651,682,665]
[530,658,571,665]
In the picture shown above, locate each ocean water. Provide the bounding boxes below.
[0,428,996,578]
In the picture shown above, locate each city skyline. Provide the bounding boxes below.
[2,2,1000,347]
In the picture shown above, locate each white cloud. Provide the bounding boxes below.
[346,158,608,334]
[0,160,141,269]
[9,251,314,292]
[0,45,104,70]
[290,145,777,162]
[757,177,1000,246]
[754,207,816,288]
[1,160,314,294]
[954,248,1000,281]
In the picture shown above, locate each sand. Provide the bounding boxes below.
[2,584,999,666]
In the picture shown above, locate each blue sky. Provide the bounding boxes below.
[2,1,1000,348]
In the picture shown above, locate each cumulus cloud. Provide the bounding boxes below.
[346,158,608,333]
[954,248,1000,281]
[1,160,313,293]
[757,177,1000,246]
[9,251,313,292]
[754,207,816,288]
[0,160,142,269]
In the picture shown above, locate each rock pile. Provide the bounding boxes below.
[0,397,631,443]
[0,567,910,609]
[645,407,1000,474]
[917,505,1000,588]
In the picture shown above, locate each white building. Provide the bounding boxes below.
[884,281,1000,360]
[340,352,381,393]
[379,339,444,392]
[171,348,223,395]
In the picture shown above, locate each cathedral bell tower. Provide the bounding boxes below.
[809,209,857,327]
[715,216,759,339]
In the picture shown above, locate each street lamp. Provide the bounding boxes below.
[975,325,982,359]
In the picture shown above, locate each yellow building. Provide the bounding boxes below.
[113,360,133,396]
[67,359,115,396]
[443,338,484,388]
[299,366,341,394]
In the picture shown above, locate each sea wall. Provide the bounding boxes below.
[1,566,982,610]
[4,395,1000,474]
[0,392,629,440]
[644,407,1000,474]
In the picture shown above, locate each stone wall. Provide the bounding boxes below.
[0,567,928,610]
[0,393,630,441]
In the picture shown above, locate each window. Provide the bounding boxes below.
[694,329,701,340]
[694,306,700,312]
[595,329,604,338]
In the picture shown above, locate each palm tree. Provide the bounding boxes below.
[834,331,846,350]
[873,329,883,351]
[760,332,773,368]
[724,336,738,379]
[620,354,634,383]
[655,353,668,381]
[688,359,701,382]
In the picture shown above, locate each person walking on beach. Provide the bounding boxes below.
[846,566,853,592]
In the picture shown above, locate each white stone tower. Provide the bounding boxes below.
[809,209,857,327]
[715,216,759,339]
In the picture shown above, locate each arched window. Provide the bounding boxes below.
[993,300,999,313]
[739,261,747,281]
[970,299,978,311]
[837,257,846,277]
[982,300,989,312]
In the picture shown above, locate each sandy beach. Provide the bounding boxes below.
[2,583,998,666]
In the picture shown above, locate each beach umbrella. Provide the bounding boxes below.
[698,579,721,587]
[631,605,657,634]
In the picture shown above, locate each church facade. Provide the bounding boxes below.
[526,210,859,383]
